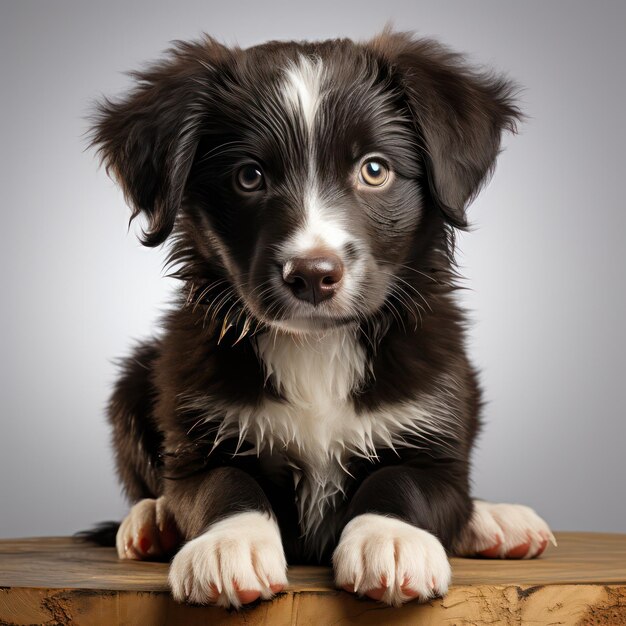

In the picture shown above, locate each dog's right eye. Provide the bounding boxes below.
[235,164,264,192]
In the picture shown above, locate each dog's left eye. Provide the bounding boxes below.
[235,164,264,192]
[359,159,389,187]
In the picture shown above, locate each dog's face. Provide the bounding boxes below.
[187,48,423,333]
[92,32,519,333]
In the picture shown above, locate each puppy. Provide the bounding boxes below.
[86,29,555,608]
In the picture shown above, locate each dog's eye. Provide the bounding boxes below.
[359,160,389,187]
[235,164,264,192]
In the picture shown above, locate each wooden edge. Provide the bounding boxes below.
[2,584,626,626]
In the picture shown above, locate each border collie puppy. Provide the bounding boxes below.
[88,29,555,608]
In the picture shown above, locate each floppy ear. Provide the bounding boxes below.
[90,37,231,246]
[369,30,522,228]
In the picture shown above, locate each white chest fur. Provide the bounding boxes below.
[255,327,368,462]
[253,328,368,543]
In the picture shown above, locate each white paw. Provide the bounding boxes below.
[333,513,451,607]
[454,500,557,559]
[168,511,288,608]
[116,497,180,560]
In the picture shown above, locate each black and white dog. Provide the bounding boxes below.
[87,29,555,608]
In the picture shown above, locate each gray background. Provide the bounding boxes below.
[1,0,624,538]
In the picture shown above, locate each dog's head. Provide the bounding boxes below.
[92,30,519,334]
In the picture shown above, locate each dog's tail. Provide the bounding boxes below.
[74,521,120,547]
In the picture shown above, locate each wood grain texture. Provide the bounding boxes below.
[1,533,625,625]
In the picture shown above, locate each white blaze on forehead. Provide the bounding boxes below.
[282,54,325,133]
[280,55,351,260]
[295,185,350,251]
[281,183,351,260]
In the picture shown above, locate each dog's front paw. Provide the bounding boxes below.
[116,497,180,560]
[454,500,557,559]
[168,511,288,608]
[333,513,451,606]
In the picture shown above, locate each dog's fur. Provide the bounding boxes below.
[85,30,555,607]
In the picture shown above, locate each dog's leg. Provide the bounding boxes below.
[108,341,164,501]
[165,466,288,609]
[333,464,471,606]
[106,342,181,560]
[452,500,557,559]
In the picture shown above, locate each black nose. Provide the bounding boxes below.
[283,254,344,305]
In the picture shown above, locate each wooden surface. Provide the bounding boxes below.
[1,533,625,625]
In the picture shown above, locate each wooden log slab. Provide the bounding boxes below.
[1,532,625,625]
